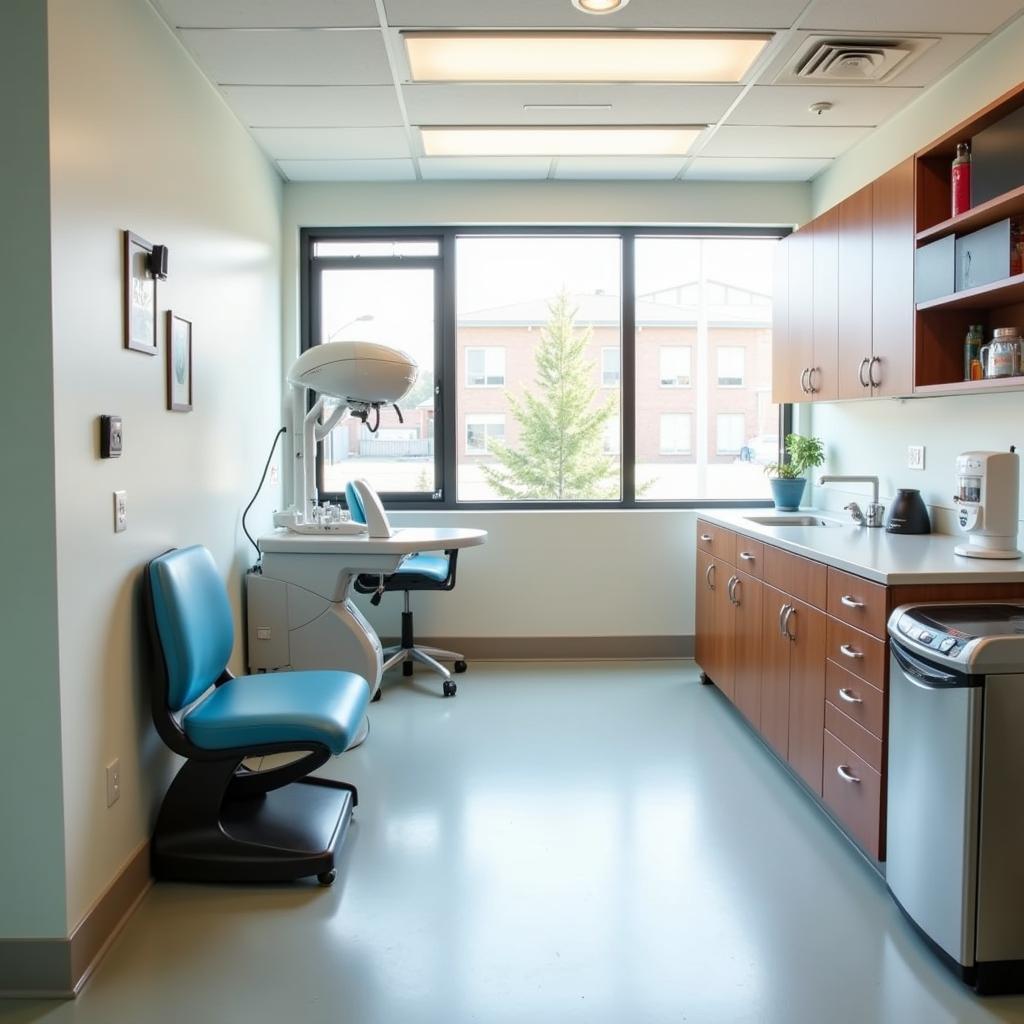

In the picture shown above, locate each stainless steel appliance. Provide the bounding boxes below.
[887,602,1024,994]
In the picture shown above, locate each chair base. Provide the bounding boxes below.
[153,766,357,885]
[378,609,465,697]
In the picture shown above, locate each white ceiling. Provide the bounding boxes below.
[151,0,1024,184]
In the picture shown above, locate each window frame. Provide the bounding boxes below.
[716,345,746,388]
[464,413,506,455]
[659,412,693,456]
[600,346,621,388]
[300,225,789,510]
[658,345,693,388]
[465,346,506,388]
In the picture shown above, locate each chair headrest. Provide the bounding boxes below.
[345,480,367,524]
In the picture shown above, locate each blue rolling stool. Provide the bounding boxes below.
[144,545,369,885]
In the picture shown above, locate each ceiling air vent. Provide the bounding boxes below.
[797,40,910,81]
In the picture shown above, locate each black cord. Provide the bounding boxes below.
[243,426,286,561]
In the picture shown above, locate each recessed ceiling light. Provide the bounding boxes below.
[572,0,630,13]
[404,32,771,84]
[420,126,702,158]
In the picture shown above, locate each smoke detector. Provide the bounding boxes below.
[774,35,938,86]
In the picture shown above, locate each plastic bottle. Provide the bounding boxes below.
[952,142,971,216]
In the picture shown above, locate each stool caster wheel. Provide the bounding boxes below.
[317,869,336,886]
[371,688,382,703]
[403,662,413,677]
[454,660,467,674]
[443,680,457,697]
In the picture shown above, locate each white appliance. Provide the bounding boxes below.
[953,449,1021,559]
[887,602,1024,994]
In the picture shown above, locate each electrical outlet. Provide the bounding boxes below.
[269,464,279,484]
[907,445,925,470]
[106,759,121,807]
[113,490,127,533]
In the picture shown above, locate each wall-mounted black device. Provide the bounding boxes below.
[149,245,169,280]
[100,414,123,458]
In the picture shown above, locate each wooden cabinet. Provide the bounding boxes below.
[695,549,735,701]
[811,206,839,401]
[786,597,827,794]
[837,184,874,399]
[761,586,792,759]
[823,730,883,858]
[732,569,763,727]
[786,224,815,403]
[871,158,915,398]
[772,235,798,404]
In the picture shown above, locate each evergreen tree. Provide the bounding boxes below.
[482,291,618,500]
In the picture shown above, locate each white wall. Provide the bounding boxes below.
[808,16,1024,539]
[282,180,808,640]
[46,0,283,932]
[0,0,67,941]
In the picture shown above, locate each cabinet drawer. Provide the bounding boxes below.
[764,545,827,609]
[696,520,736,565]
[826,659,884,739]
[825,701,883,773]
[733,537,765,579]
[827,618,887,690]
[827,568,889,640]
[823,730,883,860]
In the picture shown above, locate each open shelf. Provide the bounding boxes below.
[915,183,1024,245]
[914,377,1024,397]
[916,273,1024,312]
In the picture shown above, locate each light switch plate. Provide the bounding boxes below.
[907,445,925,470]
[113,490,127,532]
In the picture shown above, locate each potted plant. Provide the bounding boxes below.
[765,433,825,511]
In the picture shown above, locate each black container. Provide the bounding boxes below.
[886,489,931,534]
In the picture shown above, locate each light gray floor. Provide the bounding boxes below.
[4,660,1024,1024]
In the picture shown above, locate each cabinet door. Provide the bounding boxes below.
[732,570,763,728]
[715,570,738,702]
[696,552,734,693]
[871,158,915,398]
[787,225,815,403]
[786,598,828,795]
[695,549,714,675]
[760,585,792,759]
[771,234,799,405]
[811,207,839,401]
[837,184,874,400]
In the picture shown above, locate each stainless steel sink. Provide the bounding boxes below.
[744,515,844,528]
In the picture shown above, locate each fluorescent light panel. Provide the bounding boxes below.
[404,32,771,84]
[420,126,702,157]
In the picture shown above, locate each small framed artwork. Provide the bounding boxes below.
[123,230,158,354]
[166,312,193,412]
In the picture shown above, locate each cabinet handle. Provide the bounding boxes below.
[836,765,861,785]
[869,355,882,388]
[778,603,790,636]
[840,643,863,659]
[783,606,796,641]
[858,357,870,388]
[838,687,864,705]
[739,551,756,562]
[808,367,819,394]
[700,533,712,542]
[705,563,716,590]
[728,576,741,606]
[840,595,865,609]
[799,368,810,393]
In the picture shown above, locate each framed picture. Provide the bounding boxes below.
[166,312,193,412]
[123,230,158,354]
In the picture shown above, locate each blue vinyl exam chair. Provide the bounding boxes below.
[144,545,369,885]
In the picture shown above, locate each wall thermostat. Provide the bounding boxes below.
[100,415,123,458]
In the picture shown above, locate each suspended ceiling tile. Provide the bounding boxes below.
[221,86,403,127]
[250,126,411,159]
[153,0,379,28]
[802,0,1024,35]
[277,159,417,181]
[728,85,921,127]
[403,83,741,126]
[699,124,871,158]
[554,157,687,179]
[419,157,552,180]
[762,31,987,90]
[179,28,392,85]
[382,0,807,30]
[685,157,832,181]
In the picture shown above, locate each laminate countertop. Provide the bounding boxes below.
[696,509,1024,585]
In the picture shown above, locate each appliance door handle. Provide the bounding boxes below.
[836,765,861,784]
[869,355,882,388]
[783,605,796,641]
[891,640,965,689]
[858,357,870,388]
[840,643,863,660]
[705,563,716,590]
[838,687,864,705]
[840,595,865,609]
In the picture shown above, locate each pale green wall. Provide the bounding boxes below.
[0,0,68,940]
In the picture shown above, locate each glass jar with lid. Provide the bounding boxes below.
[980,327,1022,379]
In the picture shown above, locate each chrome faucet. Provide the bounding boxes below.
[819,475,885,527]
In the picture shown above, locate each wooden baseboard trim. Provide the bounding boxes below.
[381,635,694,661]
[0,841,151,998]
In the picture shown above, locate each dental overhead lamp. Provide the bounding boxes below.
[271,341,418,537]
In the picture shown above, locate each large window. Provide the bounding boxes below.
[302,228,784,507]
